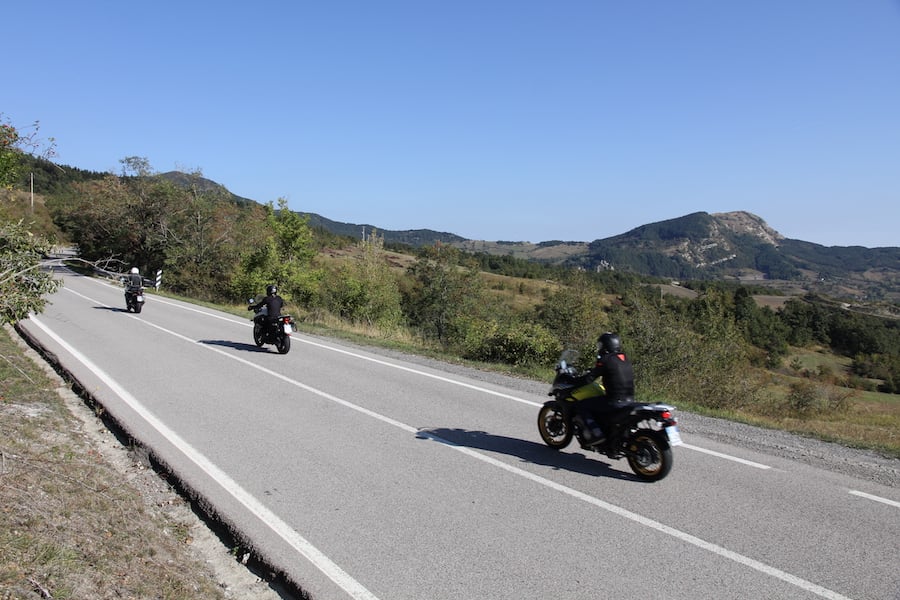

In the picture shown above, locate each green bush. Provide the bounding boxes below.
[786,380,854,416]
[459,318,561,367]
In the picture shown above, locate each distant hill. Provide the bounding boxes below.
[466,211,899,302]
[159,172,256,207]
[156,172,899,302]
[299,212,466,247]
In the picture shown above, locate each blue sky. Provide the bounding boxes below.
[6,1,900,247]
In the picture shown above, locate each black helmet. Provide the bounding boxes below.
[597,332,622,355]
[266,284,277,296]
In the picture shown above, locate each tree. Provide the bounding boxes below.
[323,229,403,331]
[536,271,610,354]
[230,198,320,304]
[0,114,56,189]
[0,220,61,324]
[403,243,484,345]
[161,175,250,299]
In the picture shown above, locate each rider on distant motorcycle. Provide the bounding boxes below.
[125,267,142,290]
[574,332,635,445]
[248,285,284,331]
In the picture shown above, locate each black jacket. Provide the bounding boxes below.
[125,273,143,289]
[586,352,635,401]
[250,294,284,319]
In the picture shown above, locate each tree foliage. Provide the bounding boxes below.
[230,198,320,304]
[535,271,610,355]
[0,114,57,190]
[403,243,485,345]
[0,221,61,324]
[319,230,403,332]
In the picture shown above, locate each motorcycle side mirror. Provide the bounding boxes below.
[248,298,255,304]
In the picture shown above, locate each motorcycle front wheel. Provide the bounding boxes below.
[253,323,265,347]
[626,431,673,482]
[537,403,572,449]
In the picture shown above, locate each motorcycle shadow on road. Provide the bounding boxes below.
[417,427,635,481]
[92,305,130,313]
[198,339,274,353]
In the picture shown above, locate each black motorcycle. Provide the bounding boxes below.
[124,285,145,313]
[249,300,294,354]
[538,350,682,481]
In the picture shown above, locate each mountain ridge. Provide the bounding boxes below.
[157,171,899,301]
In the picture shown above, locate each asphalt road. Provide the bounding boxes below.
[16,269,900,600]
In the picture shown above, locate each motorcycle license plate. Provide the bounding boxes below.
[136,295,144,302]
[666,425,683,446]
[283,323,292,334]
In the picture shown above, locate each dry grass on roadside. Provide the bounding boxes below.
[0,327,228,600]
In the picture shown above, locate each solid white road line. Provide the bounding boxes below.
[680,443,772,469]
[28,313,380,600]
[849,490,900,509]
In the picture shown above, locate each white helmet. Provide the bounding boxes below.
[130,267,139,274]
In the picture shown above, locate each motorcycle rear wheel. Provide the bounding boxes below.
[276,335,291,354]
[537,403,572,449]
[133,302,142,314]
[626,431,672,481]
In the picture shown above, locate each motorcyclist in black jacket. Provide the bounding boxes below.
[248,285,284,331]
[125,267,143,290]
[574,332,635,446]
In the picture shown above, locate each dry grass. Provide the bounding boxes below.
[0,326,232,600]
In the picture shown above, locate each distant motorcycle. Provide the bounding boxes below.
[538,349,682,481]
[249,300,294,354]
[124,284,145,313]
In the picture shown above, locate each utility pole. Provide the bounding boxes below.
[30,172,34,214]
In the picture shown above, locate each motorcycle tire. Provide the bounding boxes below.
[133,303,142,314]
[626,430,673,482]
[253,323,265,347]
[276,335,291,355]
[537,403,572,449]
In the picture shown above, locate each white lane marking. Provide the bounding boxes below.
[27,314,379,600]
[849,490,900,509]
[85,277,244,324]
[681,443,772,469]
[299,336,542,407]
[48,291,848,600]
[75,278,774,469]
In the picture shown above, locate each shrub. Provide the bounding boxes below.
[459,319,561,367]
